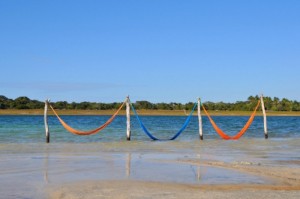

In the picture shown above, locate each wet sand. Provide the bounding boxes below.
[0,139,299,198]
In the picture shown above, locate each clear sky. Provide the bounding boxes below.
[1,0,299,103]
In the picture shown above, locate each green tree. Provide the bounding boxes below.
[54,101,68,109]
[271,97,280,111]
[281,98,292,111]
[292,101,300,111]
[0,95,10,109]
[135,101,154,109]
[263,96,273,111]
[184,102,195,110]
[14,96,31,109]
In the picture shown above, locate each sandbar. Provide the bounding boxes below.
[0,139,299,198]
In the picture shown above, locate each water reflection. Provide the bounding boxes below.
[44,148,49,184]
[197,154,201,181]
[126,153,131,177]
[41,148,270,185]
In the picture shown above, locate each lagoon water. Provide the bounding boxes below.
[0,115,299,143]
[0,115,300,198]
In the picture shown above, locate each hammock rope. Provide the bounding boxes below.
[130,102,197,140]
[202,100,261,140]
[50,101,125,136]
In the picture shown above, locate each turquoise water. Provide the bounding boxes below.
[0,115,299,143]
[0,115,300,199]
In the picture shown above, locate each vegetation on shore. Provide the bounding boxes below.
[0,95,300,113]
[0,109,300,116]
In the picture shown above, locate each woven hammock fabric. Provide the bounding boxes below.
[50,101,125,135]
[131,102,197,140]
[202,100,261,140]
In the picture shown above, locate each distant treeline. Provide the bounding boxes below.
[0,95,300,111]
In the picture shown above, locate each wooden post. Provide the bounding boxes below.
[261,95,268,139]
[126,96,131,141]
[44,99,50,143]
[198,98,203,140]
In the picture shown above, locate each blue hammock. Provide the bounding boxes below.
[130,102,197,140]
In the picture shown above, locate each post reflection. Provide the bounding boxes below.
[43,147,49,184]
[126,153,131,177]
[196,154,201,181]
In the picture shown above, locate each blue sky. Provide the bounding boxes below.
[1,0,299,103]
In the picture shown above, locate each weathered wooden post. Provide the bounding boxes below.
[261,95,268,139]
[198,98,203,140]
[44,99,50,143]
[126,96,131,141]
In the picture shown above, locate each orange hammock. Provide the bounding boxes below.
[50,101,125,135]
[202,100,261,140]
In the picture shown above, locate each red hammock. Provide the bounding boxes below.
[202,100,261,140]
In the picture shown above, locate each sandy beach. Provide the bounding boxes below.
[0,139,299,199]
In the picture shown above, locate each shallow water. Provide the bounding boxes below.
[0,115,299,143]
[0,141,281,199]
[0,115,299,198]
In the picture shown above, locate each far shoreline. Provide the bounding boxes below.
[0,109,300,116]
